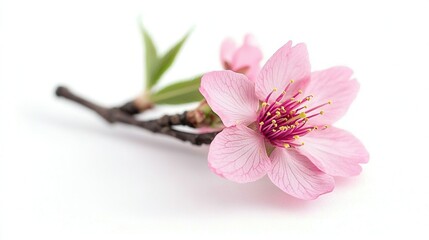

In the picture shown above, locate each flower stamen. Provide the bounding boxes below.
[257,87,329,148]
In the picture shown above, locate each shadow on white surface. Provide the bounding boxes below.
[22,105,363,216]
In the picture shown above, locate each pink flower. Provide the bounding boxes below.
[200,41,369,200]
[220,34,263,81]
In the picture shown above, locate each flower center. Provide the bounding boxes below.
[257,80,331,148]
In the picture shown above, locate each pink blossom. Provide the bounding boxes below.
[220,34,263,81]
[200,41,369,200]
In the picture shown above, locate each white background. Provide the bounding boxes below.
[1,0,428,239]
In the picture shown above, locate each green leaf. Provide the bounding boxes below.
[140,24,191,90]
[151,31,191,87]
[150,76,203,105]
[140,24,159,90]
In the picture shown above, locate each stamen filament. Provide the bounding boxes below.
[257,87,329,149]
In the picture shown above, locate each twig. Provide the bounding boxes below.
[55,86,218,145]
[118,100,141,115]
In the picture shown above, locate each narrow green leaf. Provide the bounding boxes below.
[150,76,203,105]
[151,31,191,85]
[140,24,158,90]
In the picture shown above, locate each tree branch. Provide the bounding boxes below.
[118,100,141,115]
[55,86,218,145]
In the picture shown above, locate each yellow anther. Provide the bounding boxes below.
[284,143,291,148]
[273,88,278,91]
[261,102,268,107]
[290,79,295,83]
[276,111,281,116]
[266,112,271,116]
[279,126,287,131]
[304,105,308,109]
[274,124,278,127]
[323,125,329,129]
[259,121,264,126]
[307,129,312,132]
[301,142,305,146]
[328,100,333,104]
[306,97,312,101]
[272,129,277,132]
[320,110,324,115]
[281,106,286,112]
[298,90,303,94]
[299,112,307,118]
[282,91,286,95]
[291,125,295,128]
[314,126,319,130]
[275,101,281,105]
[271,120,277,124]
[290,97,295,101]
[293,135,300,140]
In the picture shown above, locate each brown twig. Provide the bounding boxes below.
[55,86,218,145]
[118,100,141,115]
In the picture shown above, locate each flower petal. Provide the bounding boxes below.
[298,127,369,177]
[200,71,259,127]
[305,67,360,125]
[255,41,311,102]
[268,147,335,200]
[220,38,237,68]
[208,125,271,183]
[231,34,263,81]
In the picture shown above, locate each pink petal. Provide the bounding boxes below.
[242,64,261,83]
[208,125,271,183]
[268,147,335,200]
[200,71,259,127]
[243,34,258,46]
[305,67,360,125]
[255,41,311,102]
[220,38,237,68]
[230,35,263,81]
[298,127,369,177]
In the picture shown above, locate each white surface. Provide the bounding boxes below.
[1,0,429,239]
